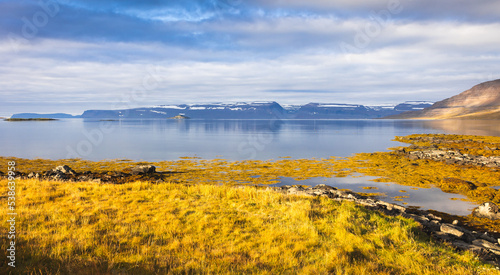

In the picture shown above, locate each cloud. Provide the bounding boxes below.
[0,0,500,116]
[251,0,500,22]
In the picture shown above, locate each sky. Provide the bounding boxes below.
[1,0,500,116]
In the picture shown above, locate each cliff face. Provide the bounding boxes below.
[389,79,500,119]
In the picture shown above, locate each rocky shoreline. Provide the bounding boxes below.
[4,164,174,184]
[395,136,500,168]
[5,163,500,266]
[274,184,500,266]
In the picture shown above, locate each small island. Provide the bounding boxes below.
[4,118,58,121]
[168,114,190,119]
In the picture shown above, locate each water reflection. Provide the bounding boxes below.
[419,119,500,136]
[1,119,499,161]
[274,176,477,216]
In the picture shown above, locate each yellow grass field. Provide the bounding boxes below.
[1,179,498,274]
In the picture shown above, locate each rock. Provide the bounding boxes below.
[51,173,65,180]
[472,239,500,251]
[53,165,76,175]
[452,241,486,254]
[441,224,465,238]
[427,213,442,221]
[478,232,498,243]
[472,202,500,220]
[314,184,337,192]
[432,231,455,242]
[452,220,459,225]
[27,172,39,179]
[130,165,156,175]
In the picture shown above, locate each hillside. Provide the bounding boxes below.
[388,79,500,119]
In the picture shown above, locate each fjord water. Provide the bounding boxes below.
[2,118,500,161]
[2,118,499,215]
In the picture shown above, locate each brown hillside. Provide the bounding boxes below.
[388,79,500,119]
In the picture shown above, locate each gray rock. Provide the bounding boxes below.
[441,224,465,238]
[452,241,486,254]
[472,239,500,251]
[130,165,156,175]
[478,232,498,243]
[472,202,500,220]
[53,165,76,175]
[427,213,442,221]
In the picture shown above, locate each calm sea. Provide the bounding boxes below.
[2,119,499,161]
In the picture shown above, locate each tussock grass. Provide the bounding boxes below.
[0,179,497,274]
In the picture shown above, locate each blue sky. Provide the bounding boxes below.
[1,0,500,116]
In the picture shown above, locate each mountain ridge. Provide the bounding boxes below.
[10,101,434,120]
[387,79,500,119]
[78,101,432,119]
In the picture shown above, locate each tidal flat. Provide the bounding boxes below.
[1,134,500,273]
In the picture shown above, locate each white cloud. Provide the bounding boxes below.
[1,12,500,116]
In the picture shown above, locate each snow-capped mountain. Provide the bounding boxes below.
[81,102,288,119]
[19,101,434,119]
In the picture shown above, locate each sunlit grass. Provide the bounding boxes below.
[1,179,497,274]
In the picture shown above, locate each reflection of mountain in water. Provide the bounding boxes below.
[4,119,500,161]
[419,120,500,137]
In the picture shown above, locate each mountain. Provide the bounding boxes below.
[10,113,81,119]
[81,102,288,119]
[292,102,433,119]
[79,101,432,119]
[388,79,500,119]
[293,103,388,119]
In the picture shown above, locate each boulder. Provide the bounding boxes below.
[130,165,156,175]
[472,202,500,220]
[440,224,465,238]
[472,239,500,251]
[53,165,76,175]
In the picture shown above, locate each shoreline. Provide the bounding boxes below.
[3,160,500,265]
[2,133,500,267]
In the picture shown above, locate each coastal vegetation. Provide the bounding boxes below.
[2,134,500,273]
[1,179,497,274]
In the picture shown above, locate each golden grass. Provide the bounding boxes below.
[1,179,497,274]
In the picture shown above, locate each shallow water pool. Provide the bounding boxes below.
[272,176,478,216]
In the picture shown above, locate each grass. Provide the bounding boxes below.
[1,179,497,274]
